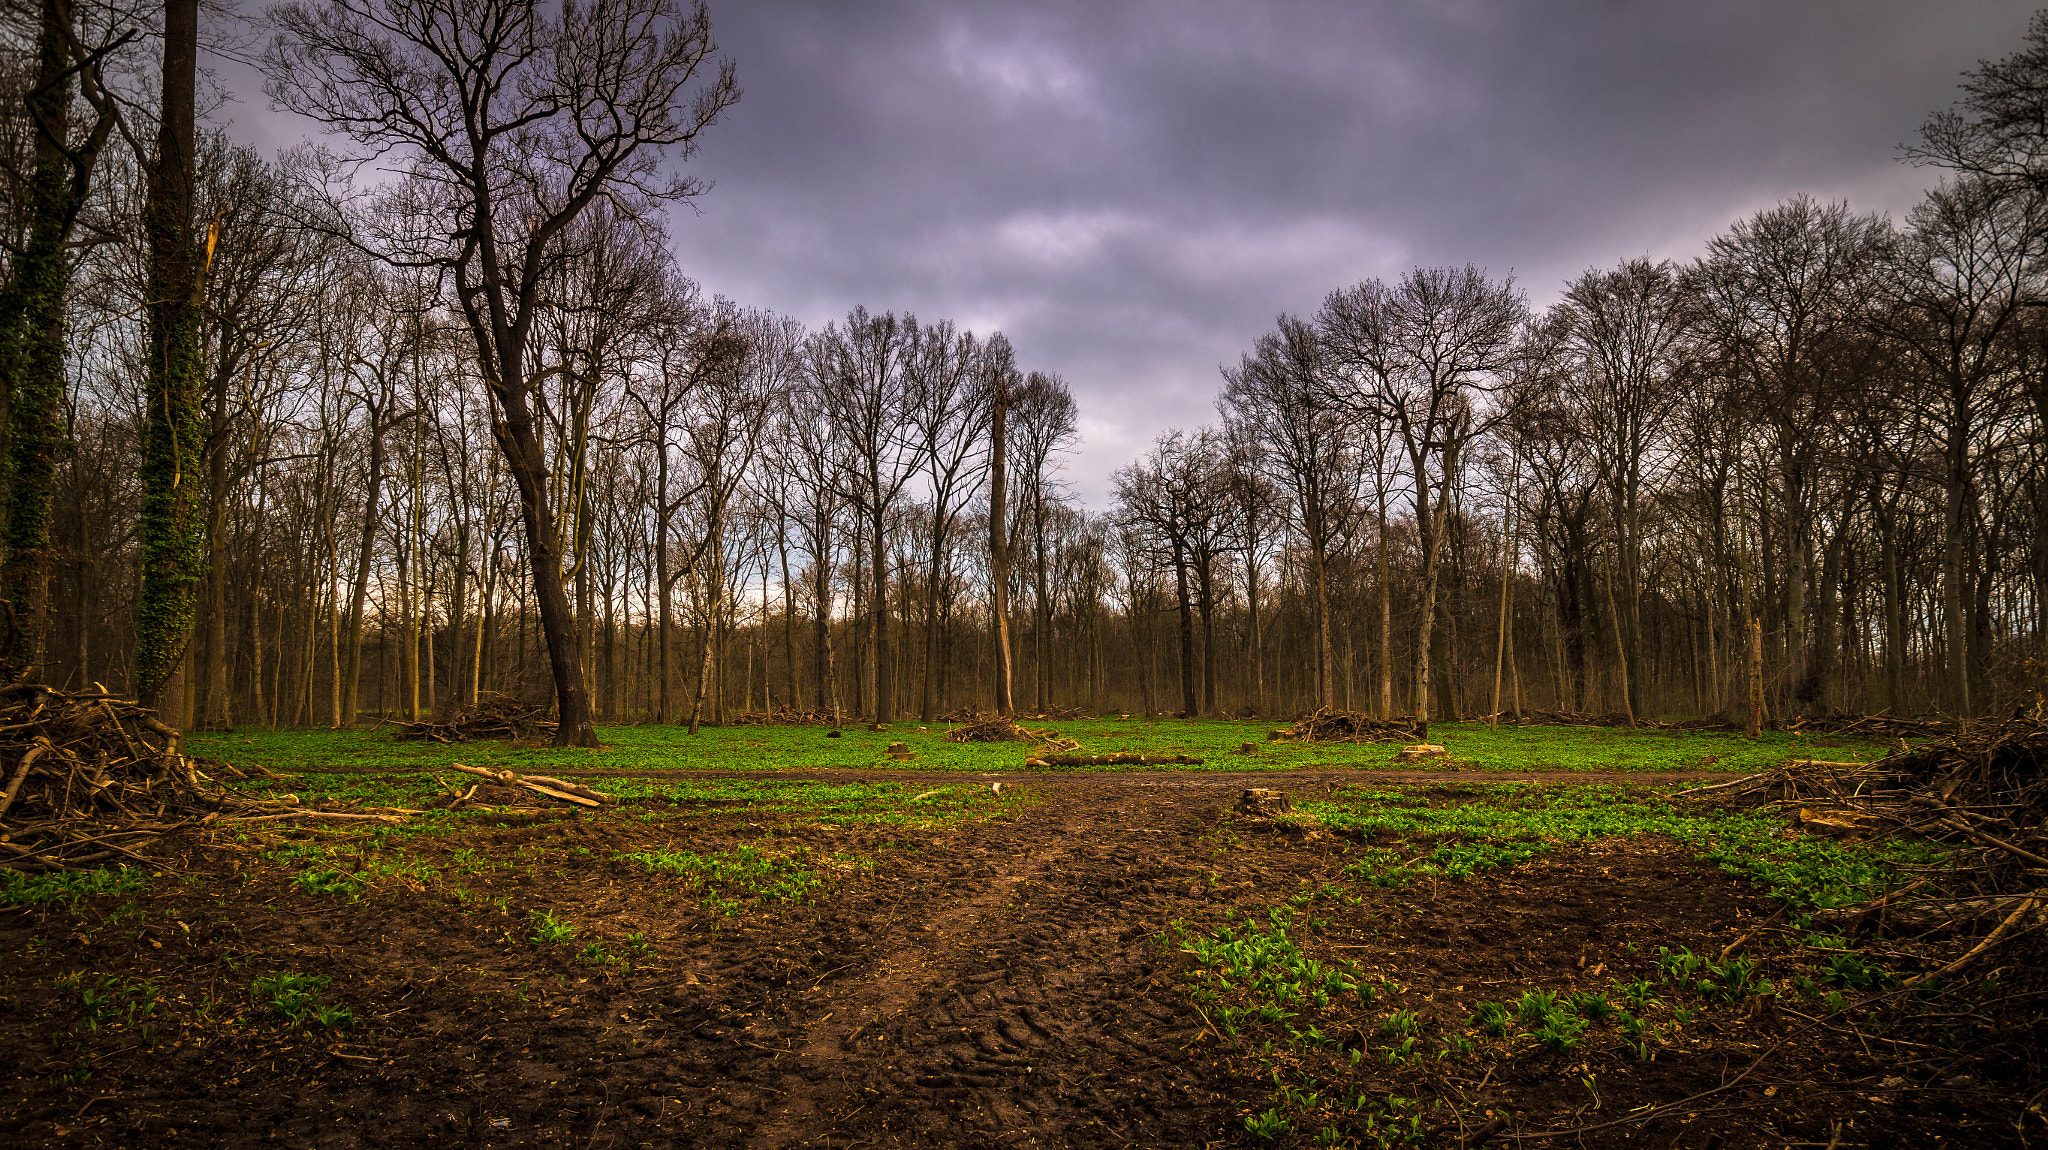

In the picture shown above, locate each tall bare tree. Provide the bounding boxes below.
[264,0,738,745]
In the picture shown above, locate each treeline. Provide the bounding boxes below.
[1,1,2045,735]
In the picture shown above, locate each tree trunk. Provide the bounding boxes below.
[989,379,1014,716]
[135,0,205,710]
[341,412,393,726]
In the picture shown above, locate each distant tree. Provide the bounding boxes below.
[902,321,989,722]
[1551,258,1698,722]
[1010,371,1077,712]
[1221,314,1358,709]
[1908,11,2048,191]
[1319,267,1524,722]
[1869,177,2048,713]
[1113,429,1223,717]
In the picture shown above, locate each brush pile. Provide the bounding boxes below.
[1487,707,1957,737]
[1683,714,2048,992]
[944,714,1054,743]
[1033,704,1090,720]
[0,680,303,873]
[1286,707,1427,744]
[731,704,839,726]
[1769,709,1956,738]
[388,693,557,743]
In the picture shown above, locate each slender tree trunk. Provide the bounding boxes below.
[989,380,1014,716]
[871,504,891,724]
[341,413,393,726]
[1173,545,1196,717]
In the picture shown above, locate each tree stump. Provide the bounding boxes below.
[887,741,914,762]
[1237,742,1258,755]
[1236,788,1293,817]
[1391,744,1447,763]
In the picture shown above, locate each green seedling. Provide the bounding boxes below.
[529,909,577,945]
[1245,1108,1290,1140]
[1470,1001,1511,1038]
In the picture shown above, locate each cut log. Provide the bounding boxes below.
[1391,744,1447,763]
[449,763,617,806]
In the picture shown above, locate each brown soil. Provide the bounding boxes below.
[0,772,2010,1149]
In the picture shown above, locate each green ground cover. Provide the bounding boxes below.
[187,718,1888,778]
[1187,782,1946,1144]
[1305,783,1941,910]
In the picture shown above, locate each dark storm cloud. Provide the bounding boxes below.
[228,0,2035,502]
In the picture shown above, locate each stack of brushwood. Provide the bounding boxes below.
[388,693,557,743]
[730,704,839,726]
[1487,707,1956,737]
[1287,707,1426,744]
[944,714,1053,743]
[1033,703,1089,720]
[1683,715,2048,997]
[0,680,328,873]
[1769,709,1956,738]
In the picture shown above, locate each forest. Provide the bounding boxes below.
[5,4,2048,1150]
[0,0,2043,745]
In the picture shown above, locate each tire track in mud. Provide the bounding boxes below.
[695,779,1259,1148]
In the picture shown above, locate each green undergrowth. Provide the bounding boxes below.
[227,776,1030,835]
[622,842,855,913]
[1195,782,1951,1144]
[1309,784,1942,911]
[1,867,154,908]
[187,719,1888,779]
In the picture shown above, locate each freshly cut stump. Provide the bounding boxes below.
[1236,788,1294,817]
[1392,744,1447,763]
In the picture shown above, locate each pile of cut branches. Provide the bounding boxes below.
[1488,707,1956,737]
[1032,704,1089,720]
[730,704,839,726]
[944,715,1053,743]
[1683,715,2048,1027]
[1770,708,1956,739]
[0,680,333,873]
[388,693,557,743]
[1287,707,1425,744]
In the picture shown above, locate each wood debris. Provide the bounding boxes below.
[1286,707,1427,744]
[386,693,557,743]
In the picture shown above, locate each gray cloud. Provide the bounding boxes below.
[225,0,2034,503]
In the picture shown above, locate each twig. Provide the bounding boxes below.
[1904,898,2043,987]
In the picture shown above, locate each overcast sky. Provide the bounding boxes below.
[225,0,2036,505]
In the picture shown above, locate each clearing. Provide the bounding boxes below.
[0,721,2019,1148]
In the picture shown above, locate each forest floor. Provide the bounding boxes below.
[2,724,2021,1149]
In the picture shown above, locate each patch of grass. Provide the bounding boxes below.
[1,867,152,908]
[622,844,824,913]
[1309,784,1941,911]
[187,719,1893,781]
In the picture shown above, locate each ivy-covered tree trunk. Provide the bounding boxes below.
[0,0,105,672]
[136,0,207,710]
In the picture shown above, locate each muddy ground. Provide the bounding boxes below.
[0,771,2014,1149]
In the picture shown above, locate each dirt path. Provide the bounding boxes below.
[667,777,1265,1147]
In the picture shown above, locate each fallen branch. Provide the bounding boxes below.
[449,763,616,807]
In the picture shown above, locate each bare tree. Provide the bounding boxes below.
[264,0,738,746]
[1319,267,1524,721]
[1221,313,1359,709]
[903,321,990,721]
